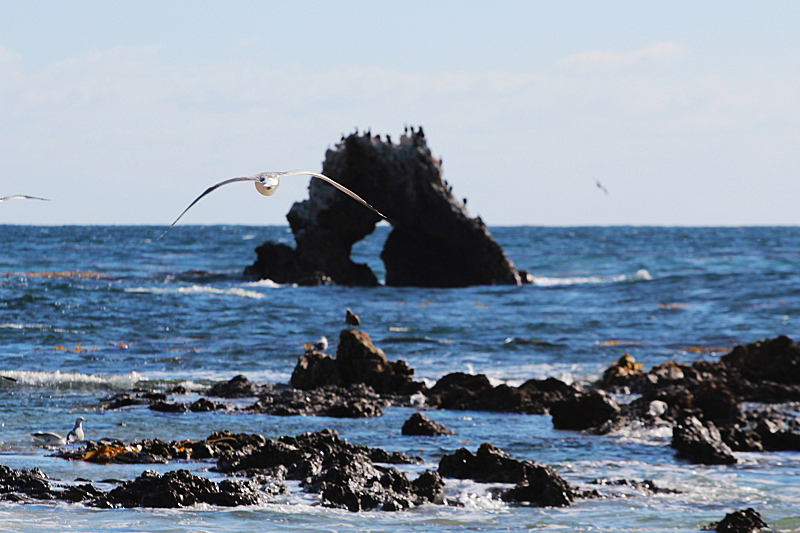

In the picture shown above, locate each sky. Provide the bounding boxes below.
[1,1,799,226]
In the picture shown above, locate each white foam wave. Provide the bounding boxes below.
[0,370,146,389]
[242,279,282,288]
[125,285,266,299]
[531,269,651,286]
[0,322,85,334]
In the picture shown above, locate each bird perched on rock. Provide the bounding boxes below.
[31,417,85,447]
[345,308,361,326]
[304,336,328,353]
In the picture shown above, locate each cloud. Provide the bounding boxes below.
[562,42,688,68]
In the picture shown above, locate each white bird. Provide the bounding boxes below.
[647,400,668,418]
[31,417,85,447]
[1,195,49,202]
[158,170,388,239]
[314,336,329,352]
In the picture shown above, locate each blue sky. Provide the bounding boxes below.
[1,1,798,226]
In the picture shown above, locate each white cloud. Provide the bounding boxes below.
[562,42,688,68]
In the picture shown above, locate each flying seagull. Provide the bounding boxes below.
[595,180,609,195]
[0,195,49,202]
[158,170,388,239]
[31,417,85,447]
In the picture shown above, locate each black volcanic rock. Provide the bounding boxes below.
[291,329,420,396]
[708,507,771,533]
[208,375,257,398]
[401,412,456,436]
[94,469,263,508]
[672,416,738,465]
[550,390,621,430]
[438,443,574,507]
[244,128,529,287]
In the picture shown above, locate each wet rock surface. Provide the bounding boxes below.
[706,507,771,532]
[44,429,442,512]
[244,128,529,287]
[438,443,574,507]
[586,336,800,463]
[291,329,423,396]
[93,469,263,508]
[401,412,456,436]
[424,372,581,414]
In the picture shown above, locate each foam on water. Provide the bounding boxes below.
[125,285,266,299]
[530,269,651,286]
[0,370,145,389]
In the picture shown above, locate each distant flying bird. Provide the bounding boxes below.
[0,195,49,202]
[595,180,609,195]
[31,417,85,447]
[158,170,388,240]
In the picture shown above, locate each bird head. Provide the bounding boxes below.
[254,172,281,196]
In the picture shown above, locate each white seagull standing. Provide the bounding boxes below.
[31,417,86,447]
[158,170,388,240]
[0,195,49,202]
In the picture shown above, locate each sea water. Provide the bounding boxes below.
[1,225,799,532]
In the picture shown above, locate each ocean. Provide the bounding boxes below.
[1,224,799,532]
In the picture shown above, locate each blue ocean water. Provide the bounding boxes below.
[1,224,799,532]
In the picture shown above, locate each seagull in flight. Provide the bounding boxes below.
[1,195,49,202]
[158,170,387,239]
[595,179,609,195]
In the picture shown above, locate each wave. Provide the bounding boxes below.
[125,285,266,299]
[0,370,146,390]
[531,269,652,286]
[0,322,85,334]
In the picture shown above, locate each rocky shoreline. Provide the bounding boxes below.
[5,325,797,529]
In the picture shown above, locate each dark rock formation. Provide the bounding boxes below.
[590,478,681,495]
[438,443,574,507]
[671,416,738,465]
[401,412,456,436]
[208,374,257,398]
[594,337,800,462]
[93,469,263,508]
[425,372,580,414]
[291,329,421,396]
[244,128,530,287]
[0,465,56,501]
[290,351,341,390]
[549,390,620,430]
[247,383,388,418]
[707,508,771,533]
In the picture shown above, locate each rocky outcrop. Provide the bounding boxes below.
[244,128,530,287]
[438,443,574,507]
[401,412,456,436]
[549,390,620,430]
[425,372,581,414]
[291,329,422,395]
[707,508,771,533]
[94,469,264,508]
[671,416,738,465]
[592,336,800,463]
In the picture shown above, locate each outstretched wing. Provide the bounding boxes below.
[282,170,388,221]
[157,177,254,240]
[0,195,49,202]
